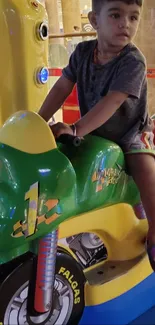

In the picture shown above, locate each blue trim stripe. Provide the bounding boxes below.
[80,273,155,325]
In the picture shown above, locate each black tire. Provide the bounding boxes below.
[0,251,85,325]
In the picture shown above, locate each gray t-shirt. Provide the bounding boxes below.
[63,40,151,147]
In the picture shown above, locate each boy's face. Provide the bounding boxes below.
[90,1,141,48]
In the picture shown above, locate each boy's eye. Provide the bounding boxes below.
[131,15,138,21]
[110,13,120,19]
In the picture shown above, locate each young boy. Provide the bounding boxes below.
[39,0,155,271]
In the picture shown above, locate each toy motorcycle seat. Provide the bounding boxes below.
[0,111,56,153]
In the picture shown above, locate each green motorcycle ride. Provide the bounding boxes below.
[0,110,148,325]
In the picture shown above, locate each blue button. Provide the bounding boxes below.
[37,67,49,84]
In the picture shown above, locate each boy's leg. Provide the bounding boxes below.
[126,153,155,270]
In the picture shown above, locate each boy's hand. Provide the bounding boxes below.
[49,122,73,138]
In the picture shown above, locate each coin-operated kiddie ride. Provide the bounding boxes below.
[1,1,155,325]
[0,110,155,325]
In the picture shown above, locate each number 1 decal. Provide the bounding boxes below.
[12,182,62,238]
[25,182,38,237]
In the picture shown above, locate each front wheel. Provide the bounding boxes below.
[0,252,85,325]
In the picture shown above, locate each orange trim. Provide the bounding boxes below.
[48,68,155,79]
[49,68,62,77]
[62,105,79,111]
[63,110,80,124]
[147,69,155,78]
[147,69,155,73]
[147,75,155,79]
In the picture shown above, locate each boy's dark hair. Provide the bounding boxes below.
[92,0,143,13]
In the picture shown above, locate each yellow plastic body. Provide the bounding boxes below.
[0,111,56,153]
[0,0,49,126]
[59,203,151,306]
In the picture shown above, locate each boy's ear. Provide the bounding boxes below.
[88,11,98,30]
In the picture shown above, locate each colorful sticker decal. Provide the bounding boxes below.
[12,182,62,238]
[92,159,122,192]
[25,182,38,237]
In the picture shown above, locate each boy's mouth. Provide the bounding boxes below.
[116,32,129,38]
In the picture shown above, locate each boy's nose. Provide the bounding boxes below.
[118,17,130,29]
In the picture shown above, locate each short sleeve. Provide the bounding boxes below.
[109,57,146,99]
[62,43,81,83]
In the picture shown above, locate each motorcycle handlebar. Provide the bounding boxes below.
[57,134,82,147]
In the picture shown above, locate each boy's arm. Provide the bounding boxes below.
[50,56,145,138]
[38,75,75,122]
[74,57,145,137]
[75,91,128,136]
[50,91,128,138]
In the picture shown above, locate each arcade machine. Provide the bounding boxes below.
[0,0,49,126]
